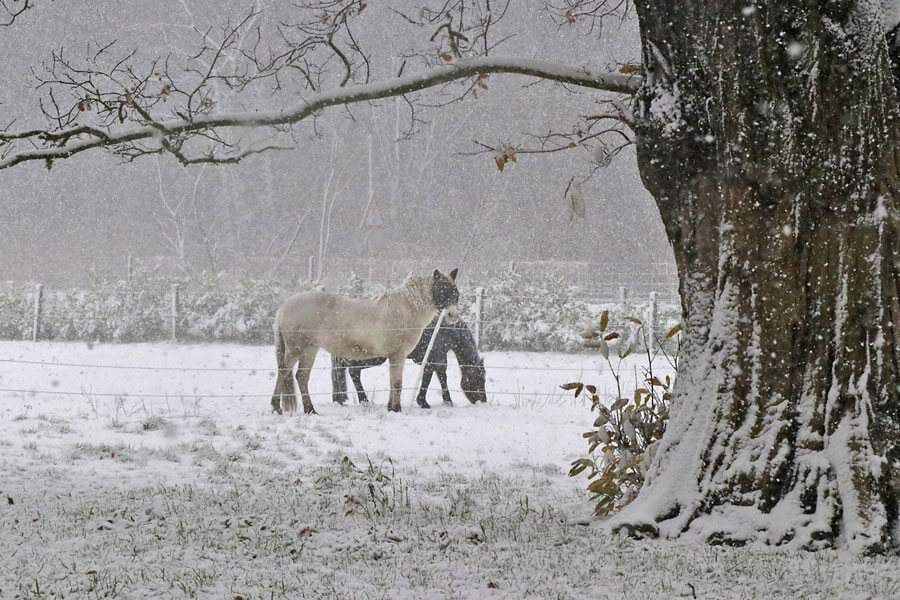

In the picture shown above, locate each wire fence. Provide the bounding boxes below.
[0,387,593,399]
[0,357,619,373]
[0,360,676,401]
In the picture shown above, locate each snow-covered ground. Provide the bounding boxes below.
[0,342,897,599]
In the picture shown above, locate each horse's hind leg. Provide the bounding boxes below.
[271,368,287,414]
[331,356,348,405]
[272,366,296,414]
[271,330,291,414]
[349,367,368,403]
[295,347,319,415]
[278,347,303,414]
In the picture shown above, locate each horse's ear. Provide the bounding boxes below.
[449,268,458,281]
[433,269,441,279]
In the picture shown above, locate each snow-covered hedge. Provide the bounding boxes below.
[18,273,312,344]
[462,272,594,352]
[1,271,680,352]
[0,286,32,340]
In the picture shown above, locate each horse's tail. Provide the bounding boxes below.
[274,321,286,368]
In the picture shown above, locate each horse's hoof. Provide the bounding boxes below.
[333,397,347,405]
[387,405,401,413]
[305,407,318,415]
[417,401,431,409]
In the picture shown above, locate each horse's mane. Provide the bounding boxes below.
[373,275,433,310]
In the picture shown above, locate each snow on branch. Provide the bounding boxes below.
[0,56,640,170]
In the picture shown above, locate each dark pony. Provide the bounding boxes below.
[332,316,486,408]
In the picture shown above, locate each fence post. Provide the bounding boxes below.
[307,256,316,282]
[170,284,179,342]
[32,283,43,342]
[647,291,658,352]
[618,285,627,307]
[127,255,134,282]
[474,286,484,351]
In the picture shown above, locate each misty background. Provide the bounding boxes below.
[0,1,674,291]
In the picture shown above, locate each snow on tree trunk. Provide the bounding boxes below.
[612,1,900,552]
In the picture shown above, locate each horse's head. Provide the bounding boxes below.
[460,358,486,404]
[431,268,461,324]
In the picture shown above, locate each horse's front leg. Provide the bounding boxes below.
[416,365,435,409]
[387,356,404,412]
[349,368,368,403]
[436,365,452,406]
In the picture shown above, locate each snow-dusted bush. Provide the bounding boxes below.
[337,271,395,299]
[456,272,680,353]
[463,271,594,352]
[0,270,680,353]
[41,274,169,342]
[25,272,311,344]
[178,274,312,344]
[0,286,32,340]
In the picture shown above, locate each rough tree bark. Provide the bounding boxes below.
[610,1,900,553]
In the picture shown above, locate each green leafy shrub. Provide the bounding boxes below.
[565,311,680,515]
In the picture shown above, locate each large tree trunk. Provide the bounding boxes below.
[613,1,900,552]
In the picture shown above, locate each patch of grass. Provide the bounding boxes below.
[3,439,899,600]
[197,417,220,436]
[140,415,169,431]
[70,442,134,462]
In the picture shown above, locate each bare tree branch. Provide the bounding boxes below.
[0,0,32,26]
[539,0,633,33]
[0,56,640,170]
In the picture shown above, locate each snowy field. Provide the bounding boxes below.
[0,342,898,599]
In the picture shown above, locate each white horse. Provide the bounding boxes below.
[271,269,460,414]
